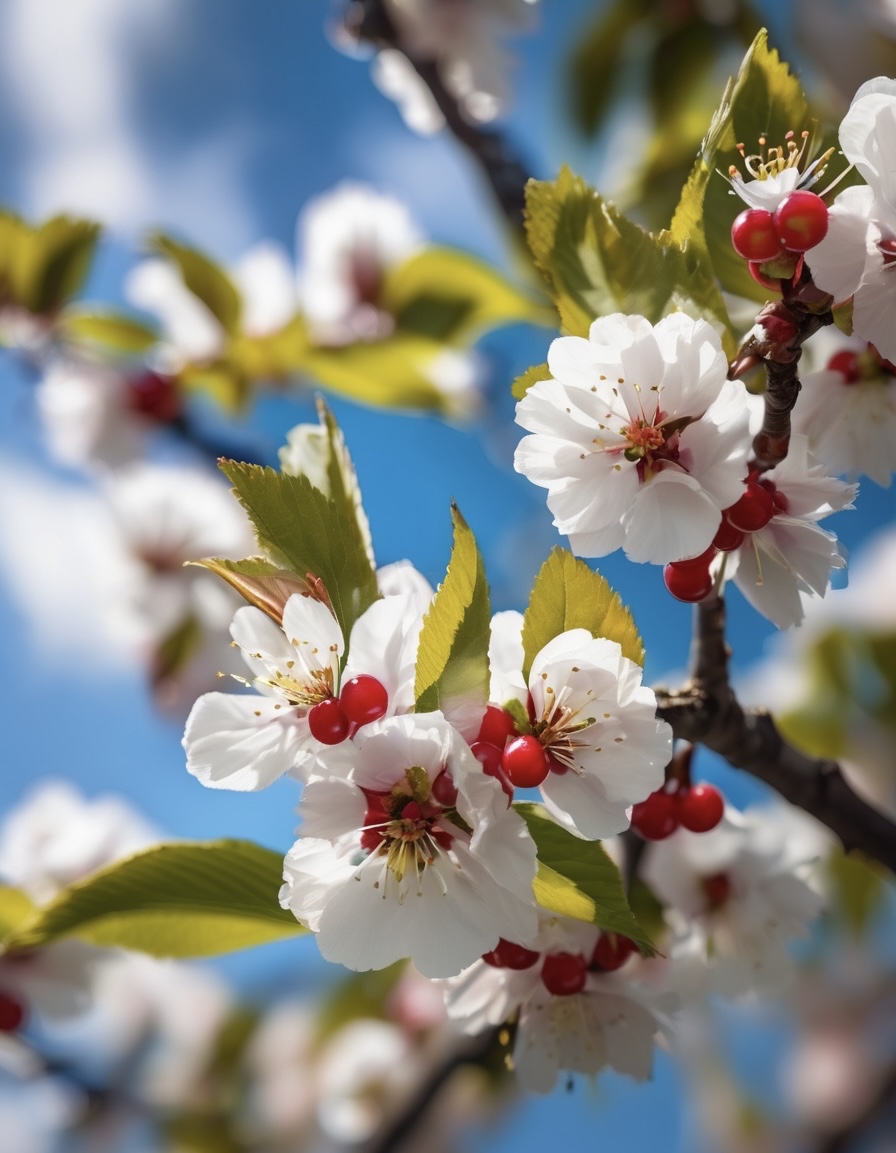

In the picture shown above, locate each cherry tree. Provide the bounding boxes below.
[0,4,895,1151]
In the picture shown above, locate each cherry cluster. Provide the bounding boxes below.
[730,190,829,282]
[469,705,570,796]
[663,472,788,602]
[482,932,639,996]
[126,370,182,424]
[308,674,389,744]
[630,781,724,840]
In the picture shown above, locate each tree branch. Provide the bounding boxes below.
[654,594,896,875]
[341,0,533,233]
[362,1028,505,1153]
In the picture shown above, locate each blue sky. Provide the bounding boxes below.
[0,2,893,1149]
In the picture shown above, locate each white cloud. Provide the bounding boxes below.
[0,0,257,250]
[0,458,146,670]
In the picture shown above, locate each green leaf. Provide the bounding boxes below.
[61,310,158,356]
[382,247,550,343]
[521,548,644,680]
[511,361,549,401]
[152,232,241,335]
[670,29,815,304]
[3,841,303,958]
[152,613,203,685]
[4,214,101,314]
[300,336,456,415]
[525,167,733,350]
[515,803,656,954]
[0,886,35,942]
[826,849,885,939]
[415,505,490,716]
[218,461,379,646]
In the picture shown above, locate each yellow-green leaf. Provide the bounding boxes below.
[511,361,549,401]
[152,232,241,335]
[301,336,454,415]
[0,885,35,942]
[415,504,490,715]
[61,310,158,356]
[826,849,885,939]
[218,461,379,646]
[515,803,656,954]
[382,247,550,344]
[3,841,303,958]
[521,548,644,679]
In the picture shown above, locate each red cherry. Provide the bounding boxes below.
[541,952,588,997]
[673,546,717,569]
[757,477,789,514]
[502,735,550,789]
[663,559,715,603]
[308,698,350,744]
[591,933,637,972]
[702,872,732,910]
[761,314,799,345]
[731,208,786,262]
[0,992,25,1033]
[827,350,862,383]
[725,481,775,532]
[482,938,541,970]
[631,790,679,840]
[711,520,745,552]
[126,371,181,423]
[676,783,725,833]
[339,675,388,725]
[470,741,514,801]
[431,770,458,807]
[773,190,829,253]
[478,705,518,748]
[547,752,569,775]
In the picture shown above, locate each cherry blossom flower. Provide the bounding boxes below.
[298,182,422,346]
[441,913,674,1094]
[183,590,426,791]
[642,805,830,996]
[514,313,752,564]
[806,78,896,361]
[715,433,857,629]
[726,128,832,212]
[792,334,896,487]
[279,712,538,977]
[489,615,672,839]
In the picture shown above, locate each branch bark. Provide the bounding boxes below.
[341,0,533,233]
[654,594,896,875]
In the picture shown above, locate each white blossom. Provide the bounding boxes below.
[806,77,896,361]
[184,590,426,790]
[442,913,673,1094]
[279,712,538,977]
[489,616,672,838]
[792,335,896,486]
[717,434,857,629]
[514,313,752,564]
[642,805,830,996]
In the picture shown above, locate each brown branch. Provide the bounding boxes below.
[341,0,533,233]
[362,1028,505,1153]
[729,267,834,472]
[654,594,896,875]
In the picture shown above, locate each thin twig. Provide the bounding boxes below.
[654,595,896,875]
[342,0,533,233]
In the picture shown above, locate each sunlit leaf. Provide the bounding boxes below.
[515,803,656,954]
[152,232,242,335]
[61,310,159,356]
[0,886,35,942]
[415,505,490,716]
[511,361,549,401]
[218,461,379,645]
[382,247,550,343]
[300,336,455,414]
[567,0,650,136]
[521,548,644,679]
[3,841,303,958]
[826,849,886,939]
[525,167,733,350]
